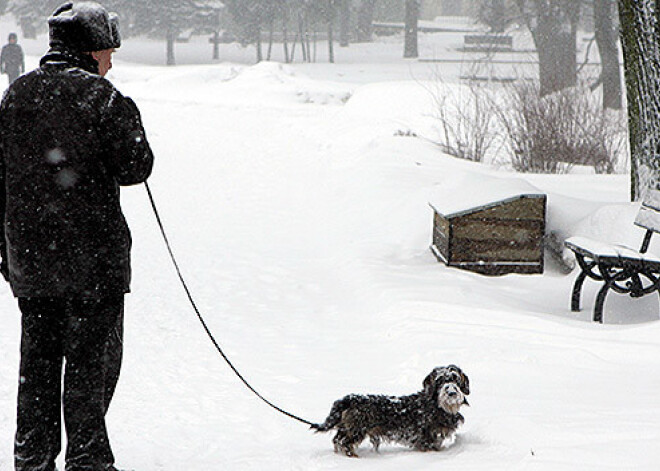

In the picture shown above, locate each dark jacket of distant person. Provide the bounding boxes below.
[1,33,25,82]
[0,47,154,297]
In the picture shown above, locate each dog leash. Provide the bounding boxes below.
[144,181,315,427]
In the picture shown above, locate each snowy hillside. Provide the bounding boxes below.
[1,31,659,471]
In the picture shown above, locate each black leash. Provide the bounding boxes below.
[144,182,315,427]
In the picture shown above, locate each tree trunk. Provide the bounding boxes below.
[619,0,660,200]
[256,27,263,63]
[328,23,335,63]
[357,0,376,42]
[307,30,313,63]
[328,0,336,63]
[299,13,308,62]
[212,31,220,60]
[166,30,176,66]
[340,0,351,47]
[267,20,274,61]
[283,10,290,63]
[528,1,578,96]
[212,10,221,61]
[404,0,420,58]
[20,19,37,39]
[291,33,298,62]
[594,0,623,109]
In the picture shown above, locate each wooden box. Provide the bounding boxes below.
[430,194,546,276]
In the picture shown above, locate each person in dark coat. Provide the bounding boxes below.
[0,2,154,471]
[0,33,25,84]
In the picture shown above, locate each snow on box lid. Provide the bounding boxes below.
[428,173,544,218]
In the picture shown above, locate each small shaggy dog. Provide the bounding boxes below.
[312,365,470,457]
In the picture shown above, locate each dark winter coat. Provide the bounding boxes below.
[0,48,154,298]
[0,43,24,74]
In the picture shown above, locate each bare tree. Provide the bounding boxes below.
[477,0,518,32]
[404,0,420,58]
[326,0,338,63]
[594,0,622,110]
[339,0,351,47]
[515,0,580,96]
[618,0,660,200]
[356,0,376,42]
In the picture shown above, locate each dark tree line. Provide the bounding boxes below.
[3,0,223,65]
[2,0,419,64]
[223,0,424,63]
[477,0,621,109]
[224,0,384,64]
[478,0,660,201]
[0,0,624,114]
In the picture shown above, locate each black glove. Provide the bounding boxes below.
[0,258,8,282]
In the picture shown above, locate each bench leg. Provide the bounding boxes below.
[571,270,588,312]
[594,282,612,324]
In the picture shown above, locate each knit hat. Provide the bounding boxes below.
[49,2,121,52]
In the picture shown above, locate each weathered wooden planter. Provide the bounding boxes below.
[430,194,547,276]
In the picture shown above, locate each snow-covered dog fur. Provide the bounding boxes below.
[312,365,470,457]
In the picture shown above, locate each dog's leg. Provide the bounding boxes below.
[432,435,445,451]
[369,434,381,453]
[333,429,360,457]
[343,430,366,458]
[333,430,346,454]
[414,428,441,452]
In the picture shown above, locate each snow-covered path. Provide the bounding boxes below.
[1,58,659,471]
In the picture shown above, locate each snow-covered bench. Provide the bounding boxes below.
[565,190,660,323]
[463,34,513,52]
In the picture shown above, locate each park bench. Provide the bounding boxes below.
[565,190,660,323]
[463,34,513,53]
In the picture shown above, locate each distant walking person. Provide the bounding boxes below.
[1,33,25,84]
[0,2,153,471]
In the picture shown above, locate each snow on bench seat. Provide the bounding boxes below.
[565,236,660,267]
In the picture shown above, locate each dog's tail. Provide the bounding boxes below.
[310,395,355,432]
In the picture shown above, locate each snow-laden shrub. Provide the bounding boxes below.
[493,80,628,174]
[426,75,628,174]
[425,78,499,163]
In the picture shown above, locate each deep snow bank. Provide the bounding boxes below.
[112,61,353,107]
[1,55,657,471]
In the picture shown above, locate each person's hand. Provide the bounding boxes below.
[0,258,8,282]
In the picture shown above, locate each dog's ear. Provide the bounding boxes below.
[448,364,470,395]
[423,372,435,395]
[461,373,470,395]
[423,367,443,396]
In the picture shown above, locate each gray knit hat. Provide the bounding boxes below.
[49,2,121,52]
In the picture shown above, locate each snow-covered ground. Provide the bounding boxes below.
[1,26,659,471]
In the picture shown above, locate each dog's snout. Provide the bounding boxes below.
[447,390,457,397]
